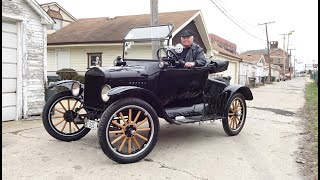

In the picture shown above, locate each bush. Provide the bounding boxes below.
[72,75,85,84]
[56,68,78,80]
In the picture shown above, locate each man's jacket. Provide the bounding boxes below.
[185,43,207,67]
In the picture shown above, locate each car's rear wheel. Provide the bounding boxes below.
[222,93,247,136]
[42,91,91,141]
[98,98,159,164]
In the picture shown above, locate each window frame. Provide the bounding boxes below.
[87,52,103,69]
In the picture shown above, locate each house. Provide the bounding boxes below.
[240,41,289,75]
[239,53,281,85]
[40,2,76,34]
[46,10,213,74]
[2,0,54,121]
[239,60,256,86]
[209,34,242,85]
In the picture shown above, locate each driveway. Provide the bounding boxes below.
[2,77,307,180]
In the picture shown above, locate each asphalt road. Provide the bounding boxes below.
[2,77,308,180]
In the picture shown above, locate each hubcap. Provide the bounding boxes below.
[64,110,76,122]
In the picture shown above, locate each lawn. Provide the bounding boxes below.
[305,81,318,177]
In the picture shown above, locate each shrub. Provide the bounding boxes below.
[72,75,85,84]
[56,68,78,80]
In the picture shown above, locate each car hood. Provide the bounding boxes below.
[103,66,148,78]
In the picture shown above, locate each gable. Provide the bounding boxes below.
[41,2,76,22]
[172,21,207,53]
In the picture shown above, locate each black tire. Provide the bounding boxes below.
[215,77,230,85]
[42,91,90,142]
[222,93,247,136]
[98,98,159,164]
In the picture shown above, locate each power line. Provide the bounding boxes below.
[209,0,266,41]
[214,0,264,31]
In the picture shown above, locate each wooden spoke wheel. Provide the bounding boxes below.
[98,98,159,164]
[222,93,247,136]
[42,91,90,141]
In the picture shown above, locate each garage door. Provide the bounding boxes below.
[2,21,18,121]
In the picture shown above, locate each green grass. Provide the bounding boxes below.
[305,81,318,176]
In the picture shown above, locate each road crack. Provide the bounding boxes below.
[144,159,209,180]
[3,126,43,135]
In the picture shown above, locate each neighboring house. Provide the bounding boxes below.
[239,53,281,85]
[2,0,54,121]
[46,10,213,74]
[263,64,281,82]
[240,41,289,75]
[239,60,256,86]
[40,2,76,34]
[209,34,237,54]
[209,34,242,85]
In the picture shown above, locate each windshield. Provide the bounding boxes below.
[124,24,174,41]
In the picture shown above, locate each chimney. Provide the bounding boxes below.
[270,41,278,49]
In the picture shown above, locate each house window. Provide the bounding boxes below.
[87,53,102,68]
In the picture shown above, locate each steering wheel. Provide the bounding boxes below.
[157,48,183,67]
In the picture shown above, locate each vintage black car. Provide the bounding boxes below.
[42,24,253,164]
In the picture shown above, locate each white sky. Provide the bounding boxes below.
[37,0,318,70]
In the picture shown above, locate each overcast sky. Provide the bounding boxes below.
[37,0,318,70]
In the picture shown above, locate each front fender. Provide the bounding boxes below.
[222,84,253,101]
[108,86,176,124]
[218,85,253,117]
[47,80,84,92]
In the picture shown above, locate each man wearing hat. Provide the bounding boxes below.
[178,30,207,67]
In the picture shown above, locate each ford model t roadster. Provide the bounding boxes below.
[42,24,253,164]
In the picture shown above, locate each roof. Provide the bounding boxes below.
[239,48,288,62]
[211,43,242,60]
[209,34,236,48]
[238,53,263,62]
[40,2,77,21]
[48,10,199,45]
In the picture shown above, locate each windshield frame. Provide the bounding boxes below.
[122,24,174,60]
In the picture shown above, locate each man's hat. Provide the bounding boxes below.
[180,30,194,37]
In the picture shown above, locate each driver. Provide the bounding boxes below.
[178,30,207,68]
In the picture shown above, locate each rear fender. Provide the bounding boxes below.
[108,86,176,124]
[222,84,253,112]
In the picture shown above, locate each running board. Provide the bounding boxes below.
[172,115,221,124]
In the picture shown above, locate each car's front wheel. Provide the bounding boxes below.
[222,93,247,136]
[42,91,91,141]
[98,98,159,164]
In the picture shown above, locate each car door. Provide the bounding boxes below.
[157,67,209,107]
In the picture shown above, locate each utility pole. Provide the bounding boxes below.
[286,31,294,79]
[150,0,159,59]
[279,31,294,79]
[288,48,295,79]
[279,34,286,77]
[293,56,296,78]
[258,21,275,83]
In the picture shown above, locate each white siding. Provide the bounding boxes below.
[212,54,239,85]
[3,0,48,119]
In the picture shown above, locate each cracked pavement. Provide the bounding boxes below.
[2,77,308,180]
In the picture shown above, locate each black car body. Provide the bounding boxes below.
[42,24,253,164]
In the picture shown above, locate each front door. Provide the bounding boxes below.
[157,68,208,107]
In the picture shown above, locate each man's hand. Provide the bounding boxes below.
[184,62,195,68]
